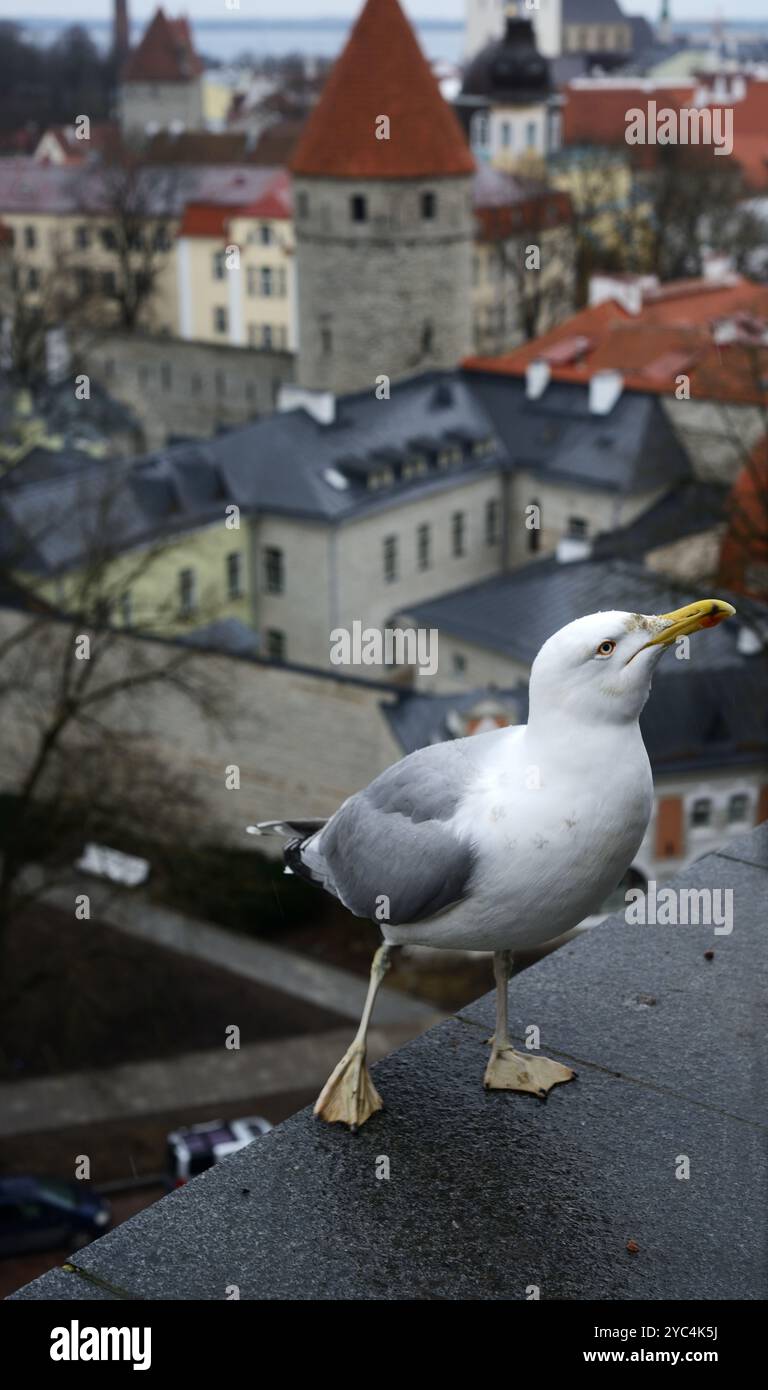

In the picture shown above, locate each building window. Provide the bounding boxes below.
[351,194,367,223]
[417,523,431,571]
[101,226,117,250]
[260,266,273,296]
[421,190,437,220]
[501,121,513,150]
[264,546,284,594]
[278,267,287,297]
[227,551,244,599]
[120,592,132,627]
[266,628,286,661]
[728,792,749,823]
[74,267,92,296]
[262,325,273,349]
[214,306,228,334]
[179,568,197,618]
[101,270,116,296]
[296,190,309,219]
[321,324,333,355]
[485,498,500,546]
[471,112,490,151]
[27,267,40,291]
[383,535,398,584]
[259,223,272,246]
[23,224,37,249]
[154,225,171,252]
[421,320,434,355]
[74,224,90,250]
[567,516,588,539]
[213,250,226,280]
[160,362,172,391]
[452,652,467,674]
[526,121,537,149]
[452,511,466,557]
[691,798,712,828]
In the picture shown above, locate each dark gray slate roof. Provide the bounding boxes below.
[12,826,768,1300]
[563,0,627,22]
[1,368,686,576]
[592,481,728,560]
[465,371,691,495]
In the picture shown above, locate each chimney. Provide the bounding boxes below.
[114,0,130,64]
[525,359,551,400]
[589,369,623,415]
[588,273,657,316]
[278,384,336,426]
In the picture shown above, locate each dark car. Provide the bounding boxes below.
[0,1176,111,1258]
[166,1116,272,1187]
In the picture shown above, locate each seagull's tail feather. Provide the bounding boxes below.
[248,818,328,838]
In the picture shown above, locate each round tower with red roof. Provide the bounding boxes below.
[289,0,475,395]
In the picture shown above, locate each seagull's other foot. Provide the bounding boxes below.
[484,1046,575,1098]
[314,1041,383,1130]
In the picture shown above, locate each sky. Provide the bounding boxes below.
[2,1,767,25]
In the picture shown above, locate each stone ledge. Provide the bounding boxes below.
[10,826,768,1301]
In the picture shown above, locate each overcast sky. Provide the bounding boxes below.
[1,2,766,26]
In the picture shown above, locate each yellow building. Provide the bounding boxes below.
[175,174,296,351]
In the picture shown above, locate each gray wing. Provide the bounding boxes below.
[298,741,478,925]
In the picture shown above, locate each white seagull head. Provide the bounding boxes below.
[529,598,735,726]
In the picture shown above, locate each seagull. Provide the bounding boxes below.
[251,598,734,1129]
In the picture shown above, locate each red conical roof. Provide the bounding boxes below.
[290,0,474,180]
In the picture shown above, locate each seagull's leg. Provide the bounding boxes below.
[314,943,392,1131]
[484,950,575,1098]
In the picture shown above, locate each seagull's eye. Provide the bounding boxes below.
[596,640,617,658]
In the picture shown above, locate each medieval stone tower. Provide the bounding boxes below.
[290,0,475,396]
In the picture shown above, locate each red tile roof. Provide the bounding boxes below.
[122,7,204,84]
[290,0,474,180]
[177,173,292,236]
[464,276,768,405]
[562,77,768,191]
[475,190,572,242]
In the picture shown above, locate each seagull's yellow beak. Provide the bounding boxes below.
[642,598,736,649]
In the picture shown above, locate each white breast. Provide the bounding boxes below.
[385,721,653,952]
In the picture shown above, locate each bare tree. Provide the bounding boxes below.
[0,476,230,982]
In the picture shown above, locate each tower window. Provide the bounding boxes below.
[351,194,368,223]
[321,324,333,355]
[296,191,309,219]
[421,321,434,355]
[421,191,437,220]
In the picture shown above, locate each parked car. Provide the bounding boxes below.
[0,1176,111,1258]
[166,1116,273,1187]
